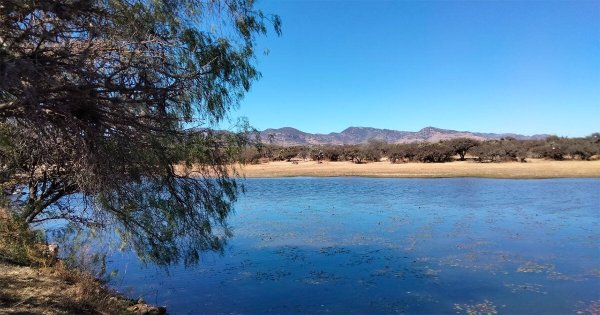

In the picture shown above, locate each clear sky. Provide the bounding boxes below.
[228,0,600,137]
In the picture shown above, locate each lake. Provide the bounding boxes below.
[106,178,600,314]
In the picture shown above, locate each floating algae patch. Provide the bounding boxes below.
[302,270,345,285]
[369,265,405,279]
[590,270,600,278]
[104,178,600,314]
[517,261,555,273]
[274,245,307,263]
[503,282,547,294]
[454,299,499,315]
[575,300,600,314]
[319,246,351,256]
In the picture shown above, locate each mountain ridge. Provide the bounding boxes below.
[259,126,549,146]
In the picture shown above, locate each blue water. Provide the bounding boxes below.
[107,178,600,314]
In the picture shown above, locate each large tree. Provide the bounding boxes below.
[446,138,480,161]
[0,0,280,265]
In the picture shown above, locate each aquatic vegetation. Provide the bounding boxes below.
[319,246,351,256]
[547,270,579,281]
[105,178,600,314]
[274,246,306,263]
[517,261,555,273]
[254,270,292,282]
[367,297,406,313]
[454,300,498,315]
[303,271,344,285]
[369,265,405,279]
[575,300,600,315]
[503,282,547,294]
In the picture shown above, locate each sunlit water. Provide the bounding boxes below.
[106,178,600,314]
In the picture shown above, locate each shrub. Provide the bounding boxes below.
[445,138,480,161]
[0,208,49,266]
[322,145,343,161]
[274,146,304,161]
[472,141,526,162]
[239,147,263,164]
[414,143,455,163]
[388,143,419,163]
[532,143,565,160]
[310,149,324,162]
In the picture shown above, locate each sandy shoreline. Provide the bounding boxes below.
[236,159,600,179]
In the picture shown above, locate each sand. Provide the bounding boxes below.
[236,159,600,179]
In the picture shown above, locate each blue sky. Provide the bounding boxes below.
[228,0,599,137]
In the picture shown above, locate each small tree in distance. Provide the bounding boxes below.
[445,138,480,161]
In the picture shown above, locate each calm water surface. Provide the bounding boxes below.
[107,178,600,314]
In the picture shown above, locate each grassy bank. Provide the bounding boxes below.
[0,260,166,315]
[238,159,600,179]
[1,262,122,314]
[0,208,165,315]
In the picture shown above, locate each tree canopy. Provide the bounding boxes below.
[445,138,480,161]
[0,0,280,265]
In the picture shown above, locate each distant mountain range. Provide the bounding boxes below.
[259,126,549,146]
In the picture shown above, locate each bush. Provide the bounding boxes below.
[274,146,304,161]
[564,138,599,160]
[237,135,600,163]
[310,149,325,162]
[472,140,527,162]
[363,139,387,162]
[0,208,48,265]
[388,143,419,163]
[341,145,370,164]
[531,143,564,160]
[445,138,480,161]
[414,143,455,163]
[239,147,263,164]
[322,145,343,161]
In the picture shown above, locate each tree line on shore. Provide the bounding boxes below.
[237,134,600,164]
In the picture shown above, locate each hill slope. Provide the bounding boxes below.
[259,126,548,146]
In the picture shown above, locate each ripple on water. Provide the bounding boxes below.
[105,178,600,314]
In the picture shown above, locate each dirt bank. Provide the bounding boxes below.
[0,262,165,315]
[238,159,600,179]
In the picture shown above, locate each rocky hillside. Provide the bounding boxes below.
[259,126,549,146]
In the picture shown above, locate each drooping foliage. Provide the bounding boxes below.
[0,0,280,265]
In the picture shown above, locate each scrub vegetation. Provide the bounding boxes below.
[238,135,600,164]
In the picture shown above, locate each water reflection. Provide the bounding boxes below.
[108,178,600,314]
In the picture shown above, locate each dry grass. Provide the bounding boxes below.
[0,261,135,314]
[237,159,600,179]
[0,213,44,266]
[0,258,168,314]
[0,211,163,314]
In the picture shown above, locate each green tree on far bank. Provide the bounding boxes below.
[445,138,480,161]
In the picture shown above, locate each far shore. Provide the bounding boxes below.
[235,159,600,179]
